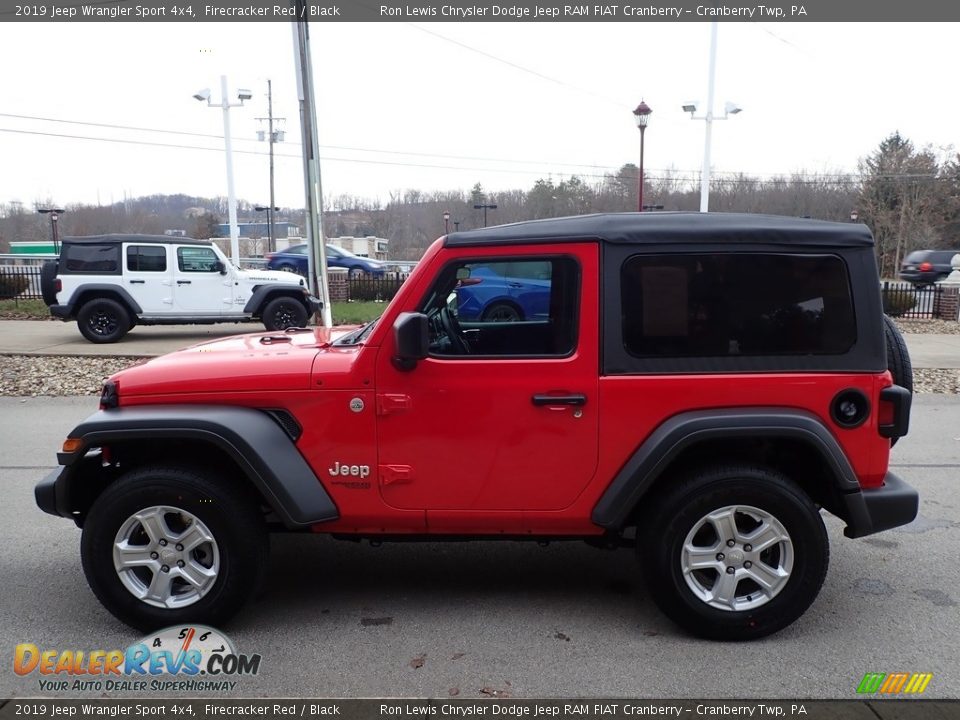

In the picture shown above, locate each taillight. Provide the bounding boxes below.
[54,279,62,292]
[919,261,933,271]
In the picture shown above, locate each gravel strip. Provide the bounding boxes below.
[0,355,146,397]
[2,354,958,397]
[893,318,960,334]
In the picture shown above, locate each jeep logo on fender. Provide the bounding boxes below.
[329,462,370,479]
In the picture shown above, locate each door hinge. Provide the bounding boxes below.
[377,393,411,415]
[380,464,413,485]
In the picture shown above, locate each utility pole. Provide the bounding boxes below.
[256,79,285,253]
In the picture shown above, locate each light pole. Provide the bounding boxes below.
[443,211,450,234]
[633,101,652,212]
[850,210,860,222]
[453,220,460,232]
[37,208,65,253]
[256,79,286,254]
[255,205,280,254]
[473,203,497,227]
[194,76,252,264]
[683,22,742,212]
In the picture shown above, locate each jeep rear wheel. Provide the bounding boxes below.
[80,466,268,631]
[641,465,828,641]
[77,298,131,343]
[262,296,308,331]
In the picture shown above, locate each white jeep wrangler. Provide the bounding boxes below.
[40,235,320,343]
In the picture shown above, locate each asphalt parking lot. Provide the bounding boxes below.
[2,395,959,700]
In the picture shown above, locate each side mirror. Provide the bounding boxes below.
[213,260,227,275]
[392,312,429,371]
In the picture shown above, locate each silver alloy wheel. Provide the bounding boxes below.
[112,505,220,609]
[680,504,793,612]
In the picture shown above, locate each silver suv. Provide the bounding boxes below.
[40,235,320,343]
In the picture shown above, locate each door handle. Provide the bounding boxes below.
[129,280,145,284]
[177,280,192,285]
[531,394,587,407]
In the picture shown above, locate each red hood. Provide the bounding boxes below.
[113,326,363,397]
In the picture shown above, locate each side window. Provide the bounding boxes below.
[621,253,855,357]
[126,245,167,272]
[62,244,120,274]
[420,256,579,357]
[177,247,219,272]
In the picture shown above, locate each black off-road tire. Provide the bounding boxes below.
[640,464,829,641]
[80,465,268,631]
[261,296,308,331]
[40,261,58,306]
[76,298,131,343]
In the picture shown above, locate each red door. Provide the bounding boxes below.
[373,243,600,520]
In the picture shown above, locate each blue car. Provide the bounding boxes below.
[265,244,386,277]
[455,263,552,322]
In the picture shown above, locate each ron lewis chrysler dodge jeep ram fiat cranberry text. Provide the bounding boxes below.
[36,213,918,640]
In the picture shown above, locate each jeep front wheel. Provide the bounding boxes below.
[641,465,828,641]
[77,298,131,343]
[80,466,268,631]
[262,296,308,331]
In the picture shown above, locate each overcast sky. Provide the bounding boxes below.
[2,21,957,213]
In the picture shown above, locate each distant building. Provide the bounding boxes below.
[215,221,301,240]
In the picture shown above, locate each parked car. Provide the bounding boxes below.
[40,235,319,343]
[37,213,916,640]
[265,244,386,277]
[454,263,552,321]
[899,249,960,286]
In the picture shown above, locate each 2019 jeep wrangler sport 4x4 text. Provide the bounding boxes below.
[40,234,320,343]
[36,213,918,640]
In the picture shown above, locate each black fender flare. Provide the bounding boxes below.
[243,284,307,315]
[591,408,873,536]
[50,405,337,528]
[66,285,143,317]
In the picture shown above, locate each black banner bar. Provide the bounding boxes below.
[2,0,960,22]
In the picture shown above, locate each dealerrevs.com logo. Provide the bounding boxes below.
[856,672,933,695]
[13,625,261,692]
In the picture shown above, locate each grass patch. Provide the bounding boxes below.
[0,299,50,319]
[331,301,387,326]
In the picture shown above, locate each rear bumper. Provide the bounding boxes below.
[842,471,919,538]
[49,304,72,319]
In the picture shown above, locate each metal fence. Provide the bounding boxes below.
[881,281,944,320]
[0,254,411,304]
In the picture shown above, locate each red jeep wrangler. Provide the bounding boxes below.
[36,213,917,640]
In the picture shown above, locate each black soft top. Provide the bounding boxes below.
[444,212,874,249]
[61,234,208,245]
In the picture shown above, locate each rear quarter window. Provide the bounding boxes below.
[62,244,120,274]
[621,253,856,358]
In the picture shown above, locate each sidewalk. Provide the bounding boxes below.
[1,320,959,367]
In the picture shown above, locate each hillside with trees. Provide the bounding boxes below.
[3,133,958,272]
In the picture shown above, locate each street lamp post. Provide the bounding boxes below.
[850,210,860,223]
[453,220,460,232]
[194,76,252,264]
[473,203,497,227]
[443,211,450,234]
[37,208,65,253]
[683,22,742,213]
[633,101,652,212]
[255,205,280,253]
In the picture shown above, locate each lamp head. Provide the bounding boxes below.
[193,88,211,102]
[236,89,253,101]
[724,101,743,115]
[682,101,698,114]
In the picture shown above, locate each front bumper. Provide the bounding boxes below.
[36,467,70,519]
[842,471,919,538]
